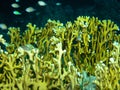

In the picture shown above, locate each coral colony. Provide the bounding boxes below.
[0,16,120,90]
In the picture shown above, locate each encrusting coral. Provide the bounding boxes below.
[0,16,120,90]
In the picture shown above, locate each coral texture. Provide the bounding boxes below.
[0,16,120,90]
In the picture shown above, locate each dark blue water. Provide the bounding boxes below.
[0,0,120,35]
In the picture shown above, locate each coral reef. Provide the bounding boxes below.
[0,16,120,90]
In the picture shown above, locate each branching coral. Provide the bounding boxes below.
[0,16,119,90]
[95,42,120,90]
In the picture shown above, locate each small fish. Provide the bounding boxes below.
[15,0,19,2]
[38,1,47,6]
[13,11,22,15]
[0,23,7,30]
[25,7,36,13]
[56,2,62,6]
[11,3,20,8]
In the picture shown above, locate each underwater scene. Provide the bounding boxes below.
[0,0,120,90]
